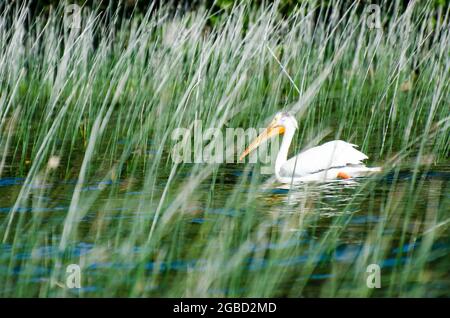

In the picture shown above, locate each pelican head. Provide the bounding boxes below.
[239,112,298,161]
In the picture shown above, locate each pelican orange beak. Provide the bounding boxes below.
[239,120,285,161]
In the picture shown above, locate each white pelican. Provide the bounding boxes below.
[239,112,381,183]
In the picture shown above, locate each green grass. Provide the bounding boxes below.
[0,0,449,297]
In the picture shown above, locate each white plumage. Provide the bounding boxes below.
[280,140,367,177]
[240,112,381,183]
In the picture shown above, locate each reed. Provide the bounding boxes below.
[0,0,448,297]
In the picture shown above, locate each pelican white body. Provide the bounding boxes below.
[241,112,381,183]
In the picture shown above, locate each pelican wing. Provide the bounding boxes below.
[279,140,368,177]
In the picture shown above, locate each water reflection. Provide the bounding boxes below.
[255,177,367,220]
[0,164,448,296]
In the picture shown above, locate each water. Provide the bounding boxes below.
[0,157,448,296]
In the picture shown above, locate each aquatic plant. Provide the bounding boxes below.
[0,0,448,297]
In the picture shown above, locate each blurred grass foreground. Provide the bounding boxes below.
[0,1,449,297]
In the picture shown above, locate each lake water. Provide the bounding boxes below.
[0,161,448,297]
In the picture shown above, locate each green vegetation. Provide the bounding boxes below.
[0,1,448,297]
